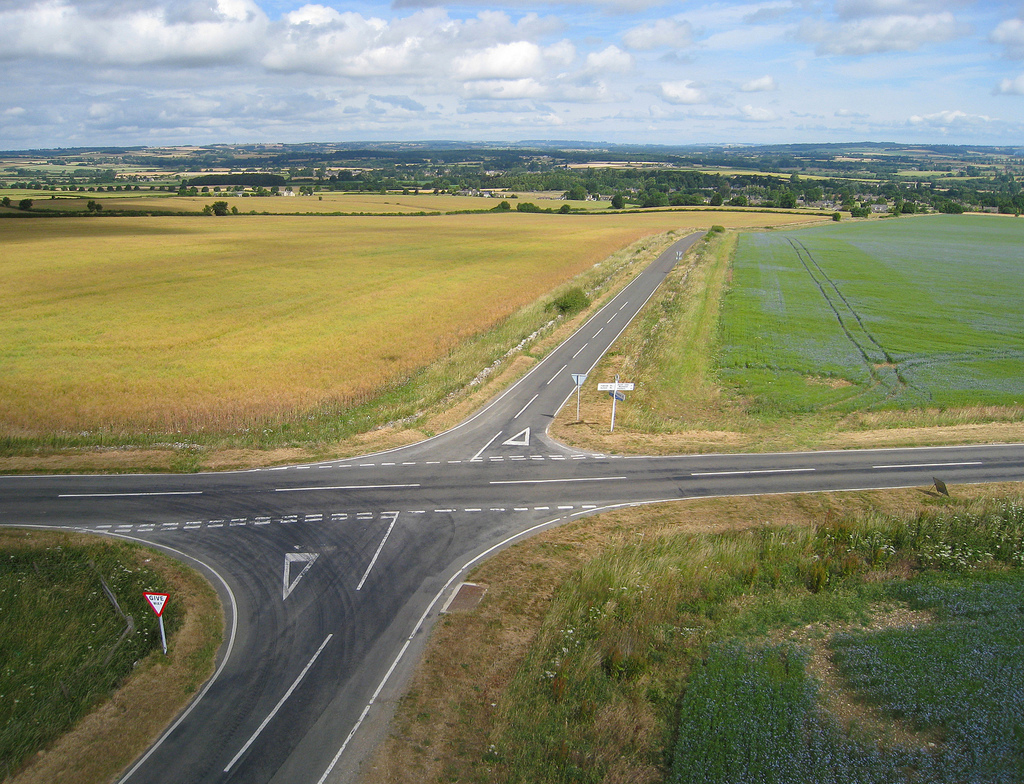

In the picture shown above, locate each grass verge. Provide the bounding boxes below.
[360,482,1024,784]
[0,529,221,784]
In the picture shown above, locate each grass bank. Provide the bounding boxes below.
[0,529,221,784]
[361,482,1024,784]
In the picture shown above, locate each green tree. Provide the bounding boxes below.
[610,193,625,209]
[18,198,32,210]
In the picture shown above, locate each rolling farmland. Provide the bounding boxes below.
[719,215,1024,415]
[0,210,820,444]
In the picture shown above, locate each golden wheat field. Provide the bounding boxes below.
[1,210,822,435]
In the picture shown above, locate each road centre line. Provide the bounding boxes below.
[548,364,567,384]
[571,342,589,358]
[490,476,628,485]
[872,461,984,469]
[593,327,604,338]
[275,484,420,492]
[224,633,334,773]
[691,468,816,477]
[514,394,538,419]
[58,490,203,498]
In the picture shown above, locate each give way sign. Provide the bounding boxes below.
[144,592,170,617]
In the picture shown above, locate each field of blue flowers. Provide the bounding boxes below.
[719,215,1024,415]
[489,496,1024,784]
[670,501,1024,784]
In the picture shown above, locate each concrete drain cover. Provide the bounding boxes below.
[441,582,487,613]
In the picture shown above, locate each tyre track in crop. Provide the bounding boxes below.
[786,238,927,404]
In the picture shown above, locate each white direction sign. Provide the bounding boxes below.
[143,592,169,617]
[283,552,319,600]
[597,382,634,391]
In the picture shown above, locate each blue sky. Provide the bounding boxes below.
[1,0,1023,148]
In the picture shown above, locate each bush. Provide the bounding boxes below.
[550,287,590,315]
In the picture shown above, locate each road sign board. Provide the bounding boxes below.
[143,592,169,617]
[571,373,587,387]
[597,382,634,391]
[609,391,626,401]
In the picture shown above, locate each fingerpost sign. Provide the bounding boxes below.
[596,375,634,432]
[144,592,170,655]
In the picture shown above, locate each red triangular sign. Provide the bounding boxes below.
[144,592,169,617]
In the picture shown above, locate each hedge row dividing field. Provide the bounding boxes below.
[719,215,1024,417]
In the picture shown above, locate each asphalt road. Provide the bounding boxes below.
[2,229,1022,784]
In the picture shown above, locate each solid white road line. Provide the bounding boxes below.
[224,634,334,773]
[471,430,504,462]
[275,484,420,492]
[691,468,816,477]
[357,513,401,591]
[59,491,203,498]
[871,461,984,469]
[514,394,539,419]
[490,476,628,485]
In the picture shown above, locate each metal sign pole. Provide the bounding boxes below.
[570,373,587,423]
[158,616,167,655]
[610,374,619,433]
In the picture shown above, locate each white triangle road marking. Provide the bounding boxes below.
[283,552,319,600]
[502,427,530,447]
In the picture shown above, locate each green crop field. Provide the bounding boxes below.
[718,215,1024,416]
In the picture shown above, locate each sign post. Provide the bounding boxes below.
[143,592,169,655]
[596,376,634,432]
[570,373,587,422]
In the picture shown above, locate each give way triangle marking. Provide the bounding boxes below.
[502,427,530,447]
[283,552,319,600]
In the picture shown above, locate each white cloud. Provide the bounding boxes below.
[740,75,776,92]
[622,18,693,51]
[996,73,1024,95]
[453,41,546,80]
[834,0,972,20]
[283,4,343,26]
[462,78,546,100]
[801,12,965,56]
[992,18,1024,60]
[0,0,266,66]
[740,104,778,121]
[658,80,705,104]
[584,45,633,74]
[909,109,992,127]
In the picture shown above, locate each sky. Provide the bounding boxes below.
[2,0,1024,149]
